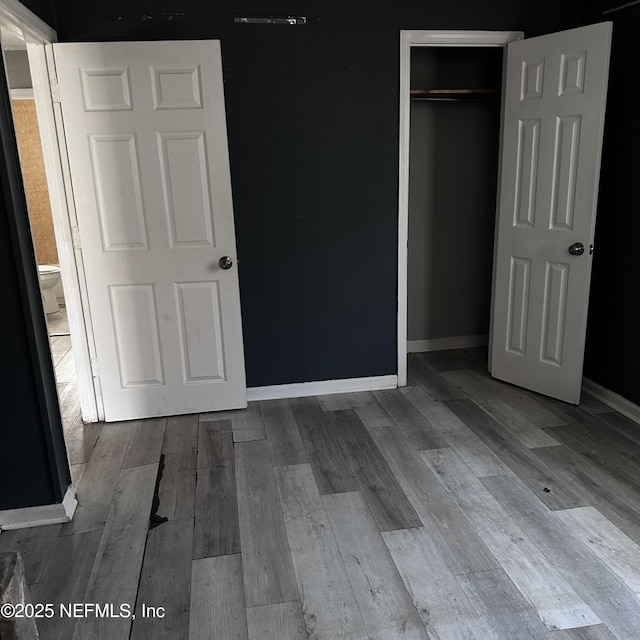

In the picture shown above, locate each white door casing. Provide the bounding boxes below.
[54,40,246,421]
[490,23,612,403]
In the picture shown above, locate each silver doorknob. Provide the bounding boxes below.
[568,242,585,256]
[219,256,233,269]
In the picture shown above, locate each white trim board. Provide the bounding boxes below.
[408,335,488,353]
[10,87,34,99]
[396,29,524,388]
[0,486,76,530]
[27,43,101,421]
[582,378,640,425]
[0,0,55,43]
[247,375,397,402]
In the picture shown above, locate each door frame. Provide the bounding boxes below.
[397,29,524,386]
[0,0,102,421]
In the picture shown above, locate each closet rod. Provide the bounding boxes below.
[410,89,500,102]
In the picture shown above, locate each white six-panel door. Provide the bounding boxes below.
[490,23,612,404]
[54,40,246,421]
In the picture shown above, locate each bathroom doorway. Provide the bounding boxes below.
[1,20,98,485]
[7,73,77,405]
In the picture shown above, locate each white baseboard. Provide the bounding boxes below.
[0,486,77,531]
[247,375,398,402]
[582,378,640,425]
[407,335,488,353]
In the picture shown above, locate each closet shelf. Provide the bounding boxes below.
[410,89,500,101]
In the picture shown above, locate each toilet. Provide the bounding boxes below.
[38,264,62,314]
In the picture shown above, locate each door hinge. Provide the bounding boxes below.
[50,77,60,103]
[71,222,82,250]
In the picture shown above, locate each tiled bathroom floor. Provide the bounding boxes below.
[45,305,70,336]
[47,306,82,446]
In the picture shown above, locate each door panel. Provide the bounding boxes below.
[490,23,612,403]
[54,41,246,421]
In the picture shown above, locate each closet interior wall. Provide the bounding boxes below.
[407,46,504,350]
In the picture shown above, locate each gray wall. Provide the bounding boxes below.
[407,48,501,343]
[4,50,32,89]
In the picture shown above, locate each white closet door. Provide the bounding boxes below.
[490,22,612,403]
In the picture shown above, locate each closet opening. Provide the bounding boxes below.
[397,31,524,385]
[407,46,503,356]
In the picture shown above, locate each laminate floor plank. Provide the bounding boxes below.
[482,473,640,639]
[327,410,422,532]
[552,408,640,462]
[442,370,559,448]
[197,421,234,469]
[198,409,237,423]
[556,506,640,594]
[261,400,308,467]
[408,355,466,401]
[235,440,298,607]
[293,400,419,529]
[457,569,583,640]
[318,392,394,428]
[545,422,640,492]
[578,392,612,415]
[70,462,87,487]
[532,395,607,427]
[130,518,194,640]
[422,449,599,631]
[323,492,428,640]
[464,369,567,428]
[0,524,62,585]
[399,391,510,477]
[64,416,101,465]
[60,423,133,535]
[369,428,499,575]
[445,399,587,510]
[246,602,307,640]
[157,415,198,521]
[318,391,368,411]
[274,464,369,640]
[193,434,240,558]
[189,554,248,640]
[163,414,198,471]
[418,348,484,372]
[532,444,640,546]
[157,468,196,521]
[31,530,102,640]
[373,390,450,450]
[58,379,81,423]
[289,397,359,494]
[564,625,618,640]
[73,463,159,640]
[232,403,266,442]
[595,411,640,446]
[122,417,167,469]
[383,527,493,640]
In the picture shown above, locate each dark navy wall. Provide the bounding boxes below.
[583,2,640,405]
[53,0,593,387]
[0,181,58,509]
[20,0,55,29]
[0,0,69,508]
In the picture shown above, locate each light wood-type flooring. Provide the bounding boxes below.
[2,347,640,639]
